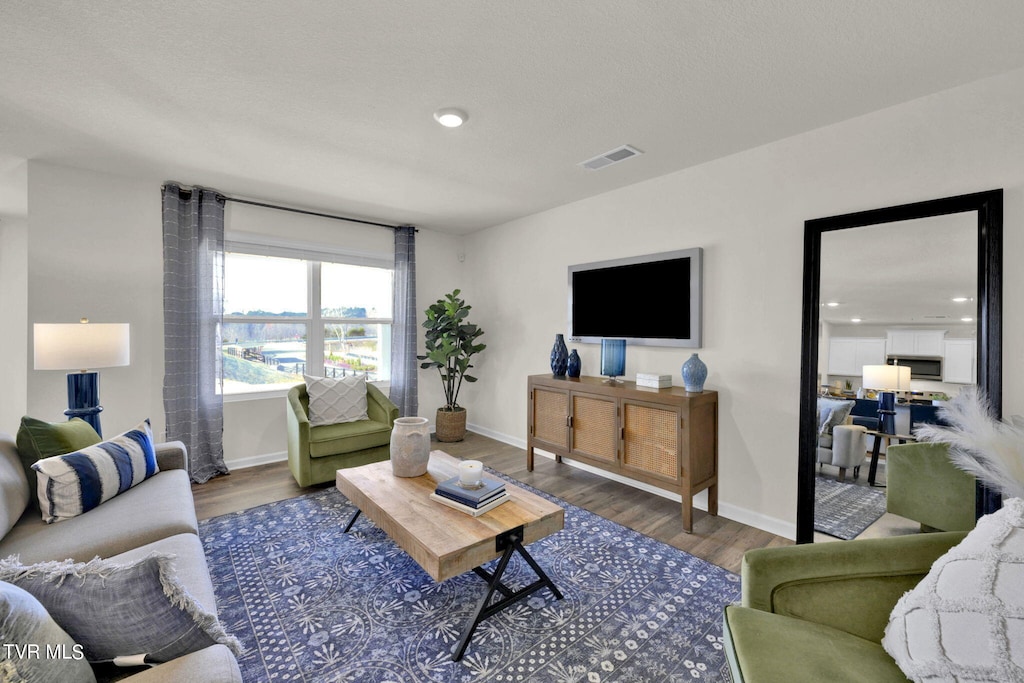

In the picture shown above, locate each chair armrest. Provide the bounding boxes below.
[154,441,188,471]
[886,442,976,532]
[742,531,967,642]
[287,386,310,428]
[366,383,399,426]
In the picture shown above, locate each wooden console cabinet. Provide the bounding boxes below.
[527,374,718,532]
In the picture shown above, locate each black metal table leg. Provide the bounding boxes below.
[867,434,884,487]
[452,527,562,662]
[342,508,361,533]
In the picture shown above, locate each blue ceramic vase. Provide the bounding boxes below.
[681,353,707,393]
[567,349,581,378]
[550,334,569,377]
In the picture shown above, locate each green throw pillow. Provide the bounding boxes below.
[15,418,101,504]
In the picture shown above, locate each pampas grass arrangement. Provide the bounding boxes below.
[915,387,1024,499]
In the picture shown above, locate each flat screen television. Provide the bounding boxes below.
[568,247,703,348]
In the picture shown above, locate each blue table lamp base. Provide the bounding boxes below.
[64,371,104,437]
[877,391,896,435]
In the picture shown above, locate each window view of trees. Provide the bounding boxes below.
[222,251,392,394]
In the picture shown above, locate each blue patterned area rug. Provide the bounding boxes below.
[814,475,888,540]
[199,478,740,682]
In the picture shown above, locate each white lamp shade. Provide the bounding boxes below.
[862,364,911,391]
[34,323,130,371]
[895,365,911,391]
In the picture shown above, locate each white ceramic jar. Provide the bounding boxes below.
[390,416,431,477]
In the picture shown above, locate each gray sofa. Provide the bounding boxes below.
[0,431,241,682]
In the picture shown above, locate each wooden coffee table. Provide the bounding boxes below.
[335,450,565,661]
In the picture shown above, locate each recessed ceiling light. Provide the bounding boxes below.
[951,296,971,303]
[825,302,840,307]
[961,317,974,322]
[433,108,467,128]
[851,318,862,323]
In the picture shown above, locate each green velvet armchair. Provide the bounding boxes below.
[286,382,399,486]
[723,531,967,683]
[885,441,976,532]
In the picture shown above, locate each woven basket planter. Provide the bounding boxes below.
[435,408,467,442]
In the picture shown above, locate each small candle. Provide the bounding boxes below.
[459,460,483,487]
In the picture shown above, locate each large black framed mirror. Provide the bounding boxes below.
[797,190,1003,544]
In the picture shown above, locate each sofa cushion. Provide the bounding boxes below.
[15,417,101,506]
[0,580,96,683]
[0,553,240,665]
[817,399,855,436]
[0,434,30,538]
[308,419,392,458]
[882,497,1024,681]
[724,605,908,683]
[304,375,368,426]
[0,470,197,564]
[106,534,218,616]
[95,644,241,683]
[33,421,158,524]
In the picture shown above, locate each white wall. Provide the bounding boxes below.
[25,162,165,439]
[0,217,28,431]
[462,67,1024,538]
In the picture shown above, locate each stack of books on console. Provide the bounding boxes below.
[429,476,509,517]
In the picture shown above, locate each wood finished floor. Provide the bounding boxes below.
[192,431,792,573]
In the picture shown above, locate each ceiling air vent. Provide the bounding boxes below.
[579,145,644,171]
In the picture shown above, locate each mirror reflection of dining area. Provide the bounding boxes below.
[799,190,1002,545]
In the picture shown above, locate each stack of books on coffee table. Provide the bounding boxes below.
[429,476,509,517]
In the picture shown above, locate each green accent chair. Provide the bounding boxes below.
[885,442,976,532]
[723,531,967,683]
[286,382,399,486]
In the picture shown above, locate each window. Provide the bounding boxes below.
[222,247,393,395]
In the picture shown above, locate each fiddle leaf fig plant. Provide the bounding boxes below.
[418,289,486,411]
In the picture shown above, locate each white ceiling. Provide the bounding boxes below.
[3,1,1024,233]
[820,213,977,327]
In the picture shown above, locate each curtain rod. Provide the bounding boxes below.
[220,196,415,232]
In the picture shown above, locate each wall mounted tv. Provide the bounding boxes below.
[568,247,703,348]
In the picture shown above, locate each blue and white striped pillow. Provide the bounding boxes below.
[32,420,159,524]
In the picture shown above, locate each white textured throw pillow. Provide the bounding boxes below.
[882,497,1024,682]
[304,375,368,426]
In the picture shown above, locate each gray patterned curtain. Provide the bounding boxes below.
[161,183,229,483]
[389,226,418,416]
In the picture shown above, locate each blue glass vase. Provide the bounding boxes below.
[681,353,707,393]
[567,349,581,378]
[550,334,569,377]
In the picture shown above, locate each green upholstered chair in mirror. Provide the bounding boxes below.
[286,382,399,486]
[885,441,976,532]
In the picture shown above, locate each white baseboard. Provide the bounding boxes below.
[225,450,287,470]
[466,422,796,541]
[466,422,525,449]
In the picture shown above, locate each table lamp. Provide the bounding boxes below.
[862,364,910,435]
[600,338,626,383]
[34,319,130,437]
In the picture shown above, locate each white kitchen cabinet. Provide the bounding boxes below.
[887,330,946,357]
[943,339,976,384]
[827,337,886,376]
